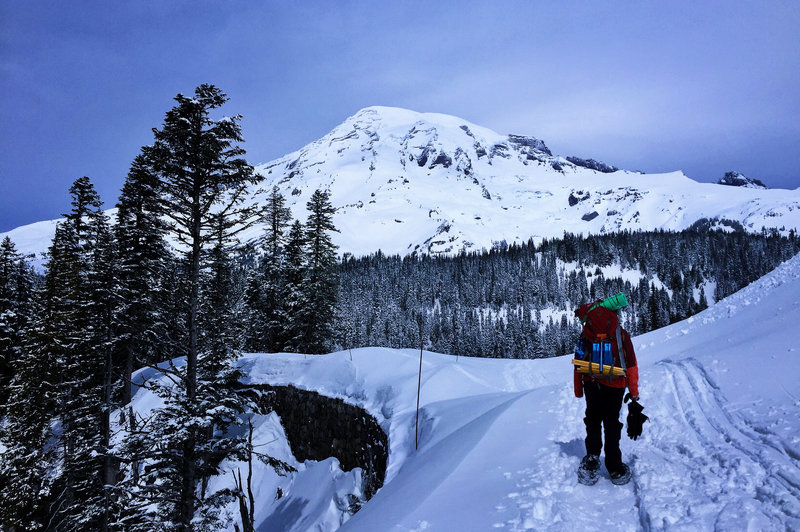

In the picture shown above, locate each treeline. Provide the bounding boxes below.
[0,86,339,531]
[334,226,800,358]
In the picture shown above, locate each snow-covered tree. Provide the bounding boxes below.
[281,220,308,352]
[245,186,292,352]
[0,175,116,530]
[114,153,170,406]
[55,177,117,531]
[121,84,261,529]
[0,241,52,531]
[297,189,339,354]
[0,236,35,406]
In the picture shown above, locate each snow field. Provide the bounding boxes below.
[123,251,800,530]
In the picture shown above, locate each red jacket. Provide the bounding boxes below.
[573,303,639,399]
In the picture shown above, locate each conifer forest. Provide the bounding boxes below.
[0,84,798,530]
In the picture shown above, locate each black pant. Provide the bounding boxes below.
[583,381,625,473]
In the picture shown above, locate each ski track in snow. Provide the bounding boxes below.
[486,355,800,531]
[642,358,800,530]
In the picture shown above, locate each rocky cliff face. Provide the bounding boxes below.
[248,384,388,501]
[716,171,768,189]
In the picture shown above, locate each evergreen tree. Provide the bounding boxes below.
[114,153,170,406]
[0,236,35,406]
[282,220,308,352]
[1,176,122,531]
[53,177,116,531]
[0,240,53,531]
[1,218,90,530]
[298,189,339,354]
[245,186,291,352]
[124,84,261,529]
[86,208,120,530]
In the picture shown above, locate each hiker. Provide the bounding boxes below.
[573,294,647,486]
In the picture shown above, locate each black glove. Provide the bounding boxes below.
[625,396,648,440]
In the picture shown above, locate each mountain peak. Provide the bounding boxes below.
[717,171,767,189]
[340,106,508,144]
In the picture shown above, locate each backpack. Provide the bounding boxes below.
[573,295,628,377]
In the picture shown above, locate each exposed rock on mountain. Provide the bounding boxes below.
[717,171,768,189]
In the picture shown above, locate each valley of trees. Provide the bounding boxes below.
[335,226,800,358]
[1,83,799,530]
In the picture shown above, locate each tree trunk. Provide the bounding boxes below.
[180,186,202,529]
[121,343,133,407]
[101,329,114,532]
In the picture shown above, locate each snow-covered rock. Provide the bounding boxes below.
[716,171,768,189]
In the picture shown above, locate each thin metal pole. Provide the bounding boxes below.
[415,338,423,450]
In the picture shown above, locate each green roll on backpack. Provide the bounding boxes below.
[598,292,628,312]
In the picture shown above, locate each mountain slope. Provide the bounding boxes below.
[243,105,800,255]
[5,106,800,261]
[215,250,800,531]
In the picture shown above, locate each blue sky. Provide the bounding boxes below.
[2,1,799,232]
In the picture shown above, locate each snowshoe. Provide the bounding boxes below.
[609,463,632,486]
[577,454,600,486]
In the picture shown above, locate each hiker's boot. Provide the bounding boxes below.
[577,454,600,486]
[609,462,632,486]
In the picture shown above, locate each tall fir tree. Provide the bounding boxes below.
[54,177,117,531]
[0,176,121,530]
[245,186,292,352]
[0,236,35,406]
[298,189,339,354]
[114,153,170,405]
[123,84,261,529]
[281,219,308,353]
[0,239,48,531]
[1,185,115,531]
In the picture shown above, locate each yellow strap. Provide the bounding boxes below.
[572,359,625,376]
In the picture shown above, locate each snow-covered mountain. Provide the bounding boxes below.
[242,106,800,255]
[146,249,797,531]
[5,106,800,260]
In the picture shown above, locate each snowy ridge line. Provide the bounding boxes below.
[660,358,800,525]
[652,251,800,345]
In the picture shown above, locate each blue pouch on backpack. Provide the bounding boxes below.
[591,341,613,369]
[575,338,586,358]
